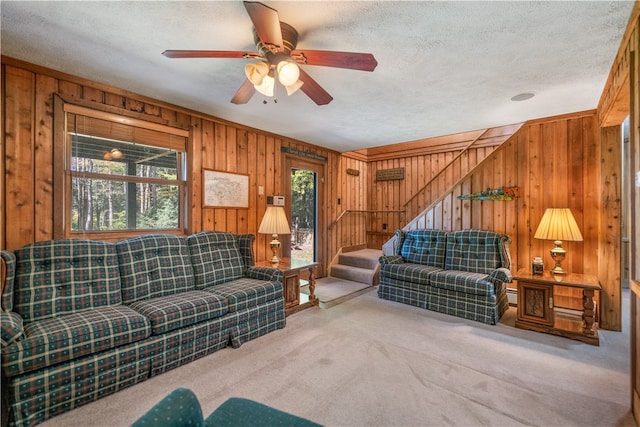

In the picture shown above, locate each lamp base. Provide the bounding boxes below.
[269,234,281,267]
[550,240,567,275]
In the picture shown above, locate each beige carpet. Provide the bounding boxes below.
[41,289,635,427]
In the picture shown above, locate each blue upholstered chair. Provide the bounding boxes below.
[132,388,321,427]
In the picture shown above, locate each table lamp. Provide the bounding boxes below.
[533,208,583,274]
[258,206,291,267]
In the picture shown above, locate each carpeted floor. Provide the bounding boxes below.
[41,289,635,427]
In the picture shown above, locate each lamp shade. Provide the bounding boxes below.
[258,206,291,235]
[534,208,583,242]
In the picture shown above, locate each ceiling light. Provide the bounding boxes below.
[277,61,300,86]
[285,79,304,96]
[254,75,275,97]
[511,92,535,102]
[245,62,270,86]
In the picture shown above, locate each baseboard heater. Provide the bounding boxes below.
[507,288,518,306]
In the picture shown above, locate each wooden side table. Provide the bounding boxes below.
[514,268,601,346]
[256,258,319,316]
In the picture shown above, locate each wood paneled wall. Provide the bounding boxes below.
[363,125,520,249]
[366,110,622,331]
[1,56,368,276]
[0,56,623,329]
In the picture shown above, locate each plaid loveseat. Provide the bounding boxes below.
[378,229,511,325]
[0,232,285,427]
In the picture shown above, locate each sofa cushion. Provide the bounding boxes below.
[429,270,497,296]
[380,263,441,287]
[2,305,150,376]
[116,235,195,304]
[13,239,123,322]
[400,230,448,268]
[128,290,228,335]
[204,278,282,313]
[186,232,245,288]
[444,230,510,274]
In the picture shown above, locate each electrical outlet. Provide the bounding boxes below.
[382,223,387,230]
[337,198,341,205]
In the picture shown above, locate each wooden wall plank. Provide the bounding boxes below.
[34,74,57,242]
[4,66,35,249]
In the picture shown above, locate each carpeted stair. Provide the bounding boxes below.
[300,249,382,308]
[330,248,382,287]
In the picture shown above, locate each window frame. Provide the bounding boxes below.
[54,96,190,240]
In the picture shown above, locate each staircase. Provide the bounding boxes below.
[300,248,381,308]
[329,248,382,287]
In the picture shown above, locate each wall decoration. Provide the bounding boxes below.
[457,186,520,201]
[376,168,405,181]
[202,169,249,208]
[346,168,360,176]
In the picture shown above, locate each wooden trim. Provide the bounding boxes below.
[64,102,189,137]
[632,279,640,296]
[53,96,66,239]
[524,109,597,126]
[598,2,640,125]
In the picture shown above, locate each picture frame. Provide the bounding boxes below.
[202,169,249,208]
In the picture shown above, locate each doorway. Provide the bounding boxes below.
[283,156,324,269]
[290,168,316,263]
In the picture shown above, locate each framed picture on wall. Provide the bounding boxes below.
[202,169,249,208]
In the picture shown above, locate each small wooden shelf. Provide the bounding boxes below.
[514,269,601,346]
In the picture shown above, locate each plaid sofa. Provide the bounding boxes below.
[0,232,285,427]
[378,229,512,325]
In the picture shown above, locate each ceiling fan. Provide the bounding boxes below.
[162,1,378,106]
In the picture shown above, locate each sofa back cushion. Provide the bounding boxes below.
[13,239,122,322]
[400,229,448,268]
[186,231,245,289]
[116,234,194,304]
[444,230,511,274]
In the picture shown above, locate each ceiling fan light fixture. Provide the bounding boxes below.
[285,79,304,96]
[254,74,275,97]
[245,62,270,86]
[277,60,300,86]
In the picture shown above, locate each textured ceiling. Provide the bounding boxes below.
[1,1,634,152]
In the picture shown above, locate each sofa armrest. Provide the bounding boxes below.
[246,266,284,283]
[379,255,404,266]
[1,250,16,312]
[1,311,24,347]
[487,267,512,285]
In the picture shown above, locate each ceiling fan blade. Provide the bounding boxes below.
[230,79,256,104]
[162,50,261,59]
[291,50,378,71]
[243,1,283,52]
[297,69,333,106]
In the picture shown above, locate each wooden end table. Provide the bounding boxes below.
[256,258,318,316]
[514,268,601,346]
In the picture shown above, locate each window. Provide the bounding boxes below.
[58,102,188,237]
